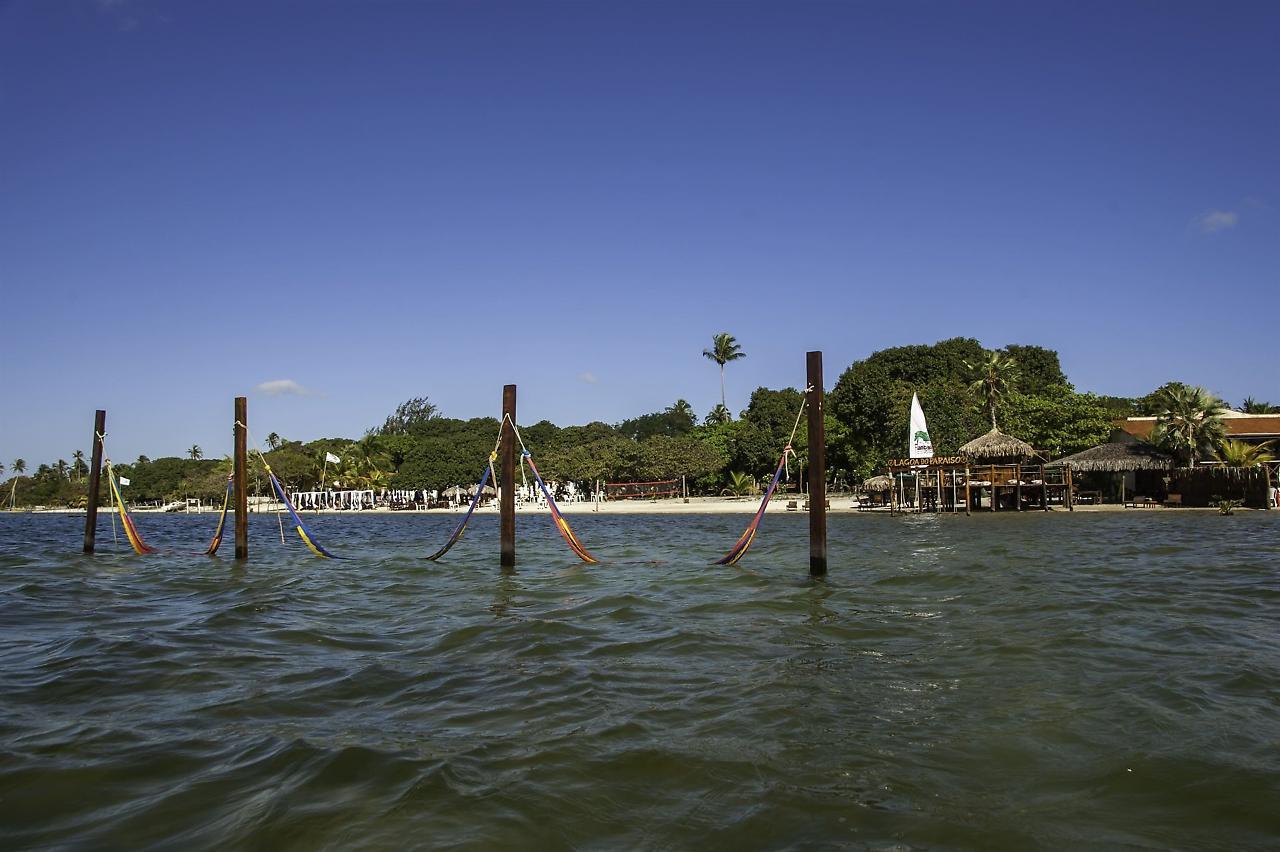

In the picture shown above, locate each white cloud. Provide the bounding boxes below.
[253,379,314,397]
[578,371,599,384]
[1197,209,1238,233]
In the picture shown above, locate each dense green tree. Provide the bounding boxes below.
[1001,345,1067,395]
[1002,387,1116,457]
[188,445,203,461]
[702,332,746,410]
[617,401,697,441]
[376,396,439,436]
[72,450,86,482]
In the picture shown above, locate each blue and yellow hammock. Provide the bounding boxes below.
[425,457,495,561]
[265,464,338,559]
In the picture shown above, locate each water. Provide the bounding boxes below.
[2,510,1278,849]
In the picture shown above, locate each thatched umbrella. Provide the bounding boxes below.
[1049,441,1175,472]
[959,428,1035,462]
[862,475,893,491]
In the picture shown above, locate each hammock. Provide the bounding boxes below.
[715,449,788,566]
[106,462,155,555]
[525,452,597,564]
[425,458,494,561]
[714,388,809,567]
[265,465,337,559]
[204,475,233,555]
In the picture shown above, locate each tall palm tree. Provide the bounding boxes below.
[702,333,746,411]
[188,445,203,461]
[55,459,69,480]
[266,432,282,451]
[9,459,25,509]
[72,450,86,482]
[704,404,731,426]
[1154,385,1226,466]
[964,351,1020,430]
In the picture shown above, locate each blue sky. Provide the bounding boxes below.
[2,0,1276,466]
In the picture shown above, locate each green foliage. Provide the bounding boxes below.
[1149,385,1227,465]
[1240,397,1280,414]
[617,400,697,441]
[1001,344,1067,395]
[375,396,440,436]
[1215,439,1274,467]
[1001,387,1116,457]
[964,350,1020,430]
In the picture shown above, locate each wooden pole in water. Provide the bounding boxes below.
[234,396,248,560]
[500,384,517,569]
[964,465,971,517]
[806,351,827,577]
[83,409,106,554]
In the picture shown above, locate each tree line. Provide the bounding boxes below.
[4,337,1275,507]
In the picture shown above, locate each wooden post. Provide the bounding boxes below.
[964,466,971,516]
[234,397,248,560]
[1042,465,1049,511]
[1264,463,1273,511]
[500,384,517,569]
[1016,464,1023,511]
[806,351,827,577]
[936,470,942,514]
[83,409,106,554]
[990,464,997,511]
[1066,466,1074,511]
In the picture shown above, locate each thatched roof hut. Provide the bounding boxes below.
[1049,441,1175,472]
[959,428,1035,462]
[862,475,893,492]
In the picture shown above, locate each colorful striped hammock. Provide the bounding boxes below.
[106,463,155,555]
[715,448,791,567]
[525,452,597,564]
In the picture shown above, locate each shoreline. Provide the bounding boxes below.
[11,498,1261,516]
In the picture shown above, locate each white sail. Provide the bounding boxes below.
[909,393,934,459]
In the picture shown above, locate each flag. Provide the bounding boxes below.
[119,476,131,486]
[325,452,341,464]
[909,393,934,459]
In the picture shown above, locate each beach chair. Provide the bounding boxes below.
[1163,493,1182,508]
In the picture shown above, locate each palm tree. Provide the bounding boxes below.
[9,459,25,509]
[702,333,746,411]
[1215,439,1274,467]
[266,432,282,451]
[1240,397,1279,414]
[723,470,757,497]
[188,445,203,461]
[55,459,69,480]
[1154,385,1226,466]
[964,351,1020,430]
[705,404,731,426]
[72,450,86,482]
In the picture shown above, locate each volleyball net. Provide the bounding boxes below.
[603,479,681,500]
